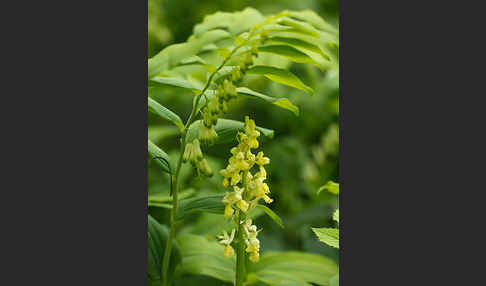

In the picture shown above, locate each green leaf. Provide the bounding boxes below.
[148,215,181,286]
[312,228,339,249]
[176,195,225,220]
[148,29,231,78]
[177,234,235,283]
[259,45,322,68]
[330,274,339,286]
[149,189,196,207]
[277,17,320,38]
[148,97,185,132]
[186,118,274,144]
[287,10,338,34]
[247,65,313,94]
[255,204,284,228]
[265,36,330,61]
[193,7,264,36]
[149,76,202,91]
[236,87,299,116]
[248,251,338,286]
[317,181,339,195]
[148,140,172,174]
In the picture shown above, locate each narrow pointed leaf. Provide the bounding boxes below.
[247,65,313,94]
[256,204,284,228]
[317,181,339,195]
[148,140,172,174]
[148,97,185,132]
[149,76,202,91]
[266,36,330,61]
[236,87,299,116]
[259,45,322,68]
[176,195,225,220]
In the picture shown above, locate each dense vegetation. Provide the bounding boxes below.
[148,1,339,285]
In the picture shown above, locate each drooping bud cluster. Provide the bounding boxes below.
[198,79,238,144]
[217,116,271,262]
[183,139,213,177]
[217,229,236,258]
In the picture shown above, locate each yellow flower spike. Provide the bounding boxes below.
[224,245,235,258]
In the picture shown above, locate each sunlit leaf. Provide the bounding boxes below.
[317,181,339,195]
[149,76,203,91]
[259,45,322,68]
[247,65,313,94]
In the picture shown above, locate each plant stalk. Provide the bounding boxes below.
[235,170,249,286]
[160,39,250,286]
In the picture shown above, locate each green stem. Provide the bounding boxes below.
[160,42,248,286]
[235,170,249,286]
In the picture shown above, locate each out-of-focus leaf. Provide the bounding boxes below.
[148,215,181,286]
[186,119,274,144]
[236,87,299,116]
[287,10,338,34]
[149,189,196,207]
[176,195,225,220]
[247,65,313,94]
[193,7,264,36]
[148,97,185,132]
[312,228,339,249]
[148,140,172,174]
[148,29,231,77]
[255,204,284,228]
[248,251,338,286]
[317,181,339,195]
[176,234,235,283]
[330,274,339,286]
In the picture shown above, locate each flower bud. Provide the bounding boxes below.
[224,245,235,258]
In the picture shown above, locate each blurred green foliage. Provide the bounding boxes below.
[148,0,339,284]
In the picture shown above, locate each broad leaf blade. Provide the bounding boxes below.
[246,65,313,94]
[148,97,185,132]
[248,251,338,286]
[312,228,339,249]
[148,140,172,174]
[176,195,225,220]
[236,87,299,116]
[177,234,235,283]
[255,204,284,228]
[148,215,181,286]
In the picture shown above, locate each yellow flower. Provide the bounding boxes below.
[249,252,259,262]
[255,151,270,166]
[224,245,235,258]
[199,122,218,143]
